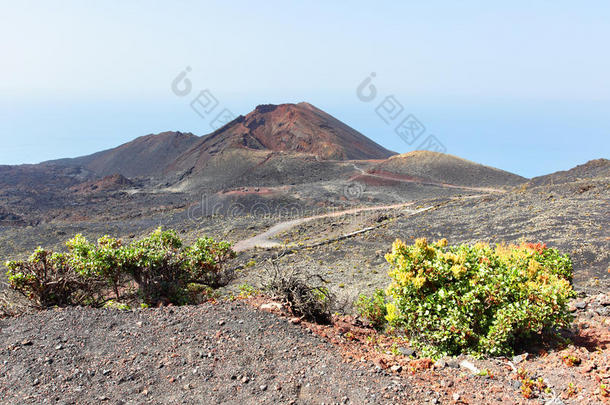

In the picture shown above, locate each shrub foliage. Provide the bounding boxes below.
[5,248,103,308]
[359,238,575,357]
[6,228,235,307]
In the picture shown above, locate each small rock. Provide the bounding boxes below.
[446,359,460,368]
[102,369,111,376]
[434,359,447,369]
[452,393,460,401]
[259,385,267,391]
[241,376,250,384]
[459,360,479,374]
[398,347,415,357]
[289,317,301,325]
[260,302,283,311]
[512,353,528,364]
[55,344,63,350]
[574,301,587,310]
[21,339,33,346]
[218,320,225,326]
[390,365,402,372]
[183,383,192,390]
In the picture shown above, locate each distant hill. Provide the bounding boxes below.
[70,173,134,194]
[0,164,93,192]
[368,151,526,188]
[47,131,199,177]
[170,102,395,174]
[527,158,610,187]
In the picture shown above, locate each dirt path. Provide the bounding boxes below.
[351,164,507,194]
[233,165,501,253]
[233,202,416,252]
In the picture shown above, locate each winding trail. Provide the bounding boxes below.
[233,202,418,252]
[233,165,503,252]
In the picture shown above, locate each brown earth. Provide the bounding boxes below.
[0,294,608,404]
[171,103,395,175]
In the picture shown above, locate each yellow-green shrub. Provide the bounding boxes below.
[365,238,574,357]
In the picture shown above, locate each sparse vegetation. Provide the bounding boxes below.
[238,282,257,297]
[359,238,575,357]
[262,257,333,324]
[5,228,235,307]
[5,247,104,308]
[356,288,387,330]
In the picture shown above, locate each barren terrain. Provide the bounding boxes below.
[0,103,608,404]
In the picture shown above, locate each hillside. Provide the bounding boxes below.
[47,131,199,177]
[528,158,610,187]
[366,151,526,188]
[170,102,395,175]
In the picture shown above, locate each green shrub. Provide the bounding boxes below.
[121,229,234,304]
[103,299,130,310]
[356,288,387,330]
[5,248,103,308]
[369,238,574,357]
[67,234,124,299]
[5,228,235,307]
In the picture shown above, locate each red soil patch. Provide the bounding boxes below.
[218,186,290,196]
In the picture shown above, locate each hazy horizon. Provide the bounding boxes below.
[2,1,609,177]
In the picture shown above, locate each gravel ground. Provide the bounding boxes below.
[1,296,608,404]
[0,301,414,405]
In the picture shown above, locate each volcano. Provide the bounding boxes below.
[170,102,395,173]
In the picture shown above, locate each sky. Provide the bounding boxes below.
[1,1,608,178]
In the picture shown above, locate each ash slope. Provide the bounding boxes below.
[528,158,610,187]
[46,131,200,178]
[368,151,526,188]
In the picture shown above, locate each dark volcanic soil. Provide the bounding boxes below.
[1,296,609,405]
[0,301,413,405]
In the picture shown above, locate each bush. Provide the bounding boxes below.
[5,248,103,308]
[67,234,124,299]
[355,289,387,330]
[263,259,333,324]
[366,238,574,357]
[5,228,235,307]
[121,229,234,304]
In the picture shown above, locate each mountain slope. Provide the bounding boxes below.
[170,102,395,174]
[527,158,610,187]
[48,131,199,177]
[367,151,526,188]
